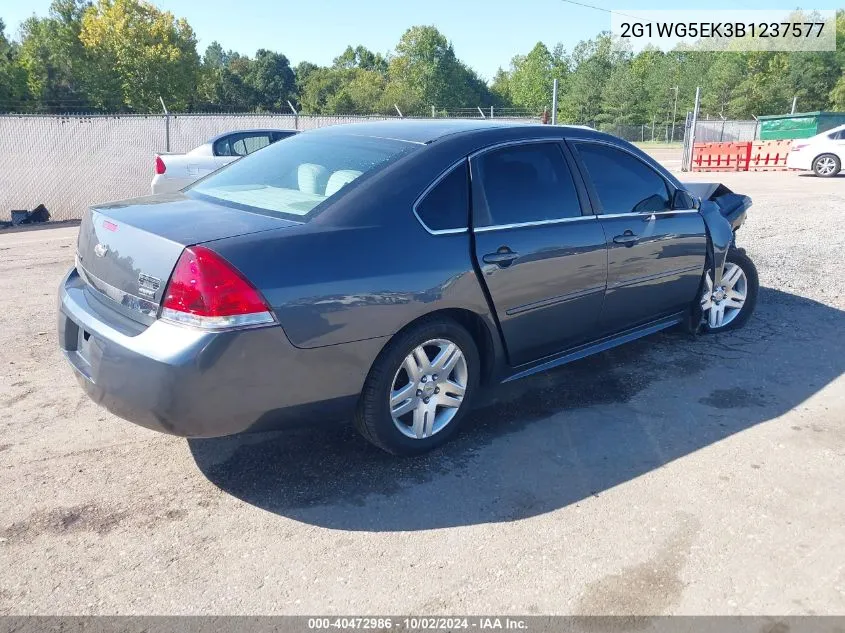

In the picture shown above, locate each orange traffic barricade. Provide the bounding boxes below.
[748,140,791,171]
[691,142,752,172]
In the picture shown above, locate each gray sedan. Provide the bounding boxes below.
[58,120,758,455]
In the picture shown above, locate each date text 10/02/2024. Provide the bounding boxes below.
[307,617,529,630]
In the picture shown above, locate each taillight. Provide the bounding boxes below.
[160,246,274,330]
[155,155,166,175]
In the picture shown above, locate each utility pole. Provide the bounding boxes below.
[791,96,798,114]
[551,79,559,125]
[670,86,679,143]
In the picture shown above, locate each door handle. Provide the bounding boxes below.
[482,248,519,267]
[612,231,638,246]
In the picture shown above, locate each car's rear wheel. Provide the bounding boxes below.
[812,153,840,177]
[355,316,479,455]
[699,249,758,332]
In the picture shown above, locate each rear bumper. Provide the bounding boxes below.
[58,268,386,437]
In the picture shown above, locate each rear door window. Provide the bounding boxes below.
[472,142,583,227]
[212,134,237,157]
[232,133,272,156]
[574,142,670,214]
[214,133,273,157]
[415,162,469,232]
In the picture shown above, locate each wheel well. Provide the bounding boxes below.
[394,308,498,385]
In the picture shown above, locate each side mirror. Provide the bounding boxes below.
[672,189,698,210]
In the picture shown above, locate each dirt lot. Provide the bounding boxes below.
[1,163,844,615]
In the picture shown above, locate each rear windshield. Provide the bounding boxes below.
[187,134,417,220]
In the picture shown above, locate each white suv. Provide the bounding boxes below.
[786,123,845,177]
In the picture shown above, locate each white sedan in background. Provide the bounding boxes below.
[151,129,298,194]
[787,123,845,177]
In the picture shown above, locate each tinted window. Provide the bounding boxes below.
[828,130,845,140]
[189,134,416,220]
[213,134,237,157]
[214,133,274,157]
[474,143,582,226]
[415,163,469,231]
[233,133,272,156]
[575,142,670,214]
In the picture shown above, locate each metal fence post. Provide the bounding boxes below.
[683,87,701,172]
[681,112,692,171]
[287,101,299,130]
[159,96,170,152]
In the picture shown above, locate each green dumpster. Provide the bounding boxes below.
[758,111,845,140]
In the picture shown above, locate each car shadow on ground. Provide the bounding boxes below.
[189,287,845,531]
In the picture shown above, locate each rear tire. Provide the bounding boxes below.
[699,249,758,333]
[355,316,480,456]
[812,153,840,177]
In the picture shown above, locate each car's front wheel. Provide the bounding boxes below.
[699,249,759,332]
[355,316,480,455]
[813,153,841,177]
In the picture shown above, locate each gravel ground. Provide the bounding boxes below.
[0,163,844,615]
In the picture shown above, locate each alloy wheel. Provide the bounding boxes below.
[389,338,468,439]
[700,262,748,329]
[815,156,838,176]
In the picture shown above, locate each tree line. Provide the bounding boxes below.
[1,0,844,126]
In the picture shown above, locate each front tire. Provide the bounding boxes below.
[699,249,759,332]
[355,316,480,455]
[813,153,840,177]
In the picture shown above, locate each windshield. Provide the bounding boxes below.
[187,133,417,220]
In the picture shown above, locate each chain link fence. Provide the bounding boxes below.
[0,113,409,222]
[2,112,719,222]
[599,123,685,144]
[3,112,563,222]
[689,118,759,143]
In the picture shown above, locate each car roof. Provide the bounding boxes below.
[207,129,297,143]
[303,119,595,144]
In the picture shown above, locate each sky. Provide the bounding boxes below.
[1,0,834,81]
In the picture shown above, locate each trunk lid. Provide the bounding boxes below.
[76,193,298,323]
